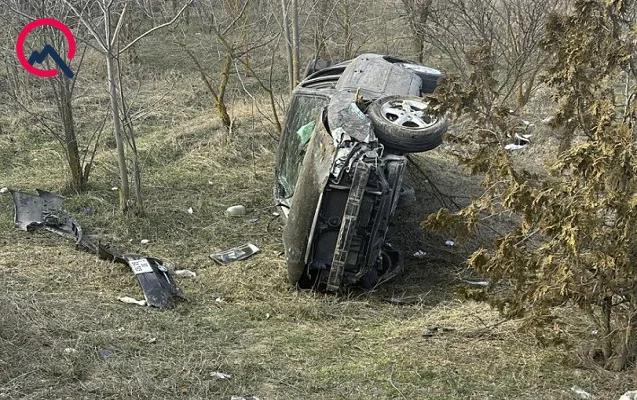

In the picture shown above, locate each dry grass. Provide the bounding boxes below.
[1,70,636,400]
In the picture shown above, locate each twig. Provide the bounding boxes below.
[407,154,463,210]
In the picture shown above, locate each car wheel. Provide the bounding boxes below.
[367,95,448,153]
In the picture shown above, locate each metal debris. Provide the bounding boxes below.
[620,391,637,400]
[210,371,232,380]
[570,386,597,400]
[412,250,427,259]
[118,296,147,306]
[210,243,260,265]
[10,189,185,308]
[174,269,197,278]
[463,280,489,287]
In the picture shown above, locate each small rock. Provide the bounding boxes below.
[231,396,261,400]
[187,207,194,214]
[83,208,93,215]
[445,240,455,247]
[63,348,78,354]
[0,187,8,194]
[248,216,260,223]
[272,211,280,217]
[174,269,197,278]
[226,205,246,217]
[140,239,150,245]
[111,186,118,191]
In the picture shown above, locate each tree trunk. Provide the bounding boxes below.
[291,0,300,85]
[106,52,130,212]
[217,54,233,130]
[60,78,84,190]
[281,0,294,92]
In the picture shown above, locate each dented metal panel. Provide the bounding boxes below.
[282,117,337,284]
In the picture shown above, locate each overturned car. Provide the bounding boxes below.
[274,53,448,291]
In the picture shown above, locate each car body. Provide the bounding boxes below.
[274,53,448,291]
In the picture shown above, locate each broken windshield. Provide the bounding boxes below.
[277,93,330,198]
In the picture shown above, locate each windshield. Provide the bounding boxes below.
[277,93,330,198]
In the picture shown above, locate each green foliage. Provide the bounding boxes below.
[428,0,637,370]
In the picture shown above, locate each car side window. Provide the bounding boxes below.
[278,93,329,198]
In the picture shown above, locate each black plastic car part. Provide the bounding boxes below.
[11,189,185,308]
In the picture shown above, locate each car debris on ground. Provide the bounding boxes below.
[210,371,232,380]
[412,250,427,259]
[9,189,185,308]
[620,391,637,400]
[118,296,147,306]
[504,133,532,151]
[210,243,260,265]
[571,386,599,400]
[463,280,489,287]
[174,269,197,278]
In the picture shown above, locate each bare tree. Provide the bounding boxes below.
[61,0,192,214]
[1,0,104,190]
[179,0,279,133]
[403,0,568,107]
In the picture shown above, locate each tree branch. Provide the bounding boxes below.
[118,0,193,55]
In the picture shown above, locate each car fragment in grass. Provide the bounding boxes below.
[210,243,260,265]
[10,189,185,308]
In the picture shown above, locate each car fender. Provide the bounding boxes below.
[283,116,336,284]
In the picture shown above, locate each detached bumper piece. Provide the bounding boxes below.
[10,189,185,308]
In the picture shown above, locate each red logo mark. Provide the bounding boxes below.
[16,18,76,78]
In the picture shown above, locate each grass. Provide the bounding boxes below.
[1,63,636,400]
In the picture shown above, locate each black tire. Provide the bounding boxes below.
[367,95,448,153]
